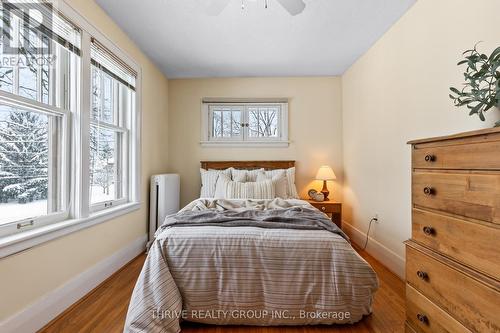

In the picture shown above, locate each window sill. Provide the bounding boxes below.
[0,202,141,258]
[200,141,290,148]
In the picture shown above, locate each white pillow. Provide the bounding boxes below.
[200,168,231,198]
[264,167,299,199]
[214,173,231,198]
[256,171,287,199]
[231,168,264,182]
[215,173,275,199]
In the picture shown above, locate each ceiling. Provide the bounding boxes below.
[95,0,416,78]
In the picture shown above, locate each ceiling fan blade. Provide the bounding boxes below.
[276,0,306,16]
[204,0,231,16]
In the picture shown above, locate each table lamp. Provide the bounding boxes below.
[315,165,336,201]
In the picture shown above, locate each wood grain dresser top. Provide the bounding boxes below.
[407,127,500,145]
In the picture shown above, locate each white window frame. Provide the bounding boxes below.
[88,68,130,213]
[0,92,71,238]
[207,104,244,142]
[201,99,289,147]
[0,1,142,258]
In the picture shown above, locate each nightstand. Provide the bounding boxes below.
[306,200,342,228]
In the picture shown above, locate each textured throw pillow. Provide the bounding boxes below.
[256,171,287,199]
[285,167,299,198]
[214,173,231,198]
[200,168,231,198]
[264,167,299,199]
[231,168,265,182]
[215,173,275,199]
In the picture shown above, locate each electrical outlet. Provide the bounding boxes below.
[373,214,380,223]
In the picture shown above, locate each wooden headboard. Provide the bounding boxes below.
[201,160,295,170]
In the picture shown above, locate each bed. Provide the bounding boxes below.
[124,161,378,333]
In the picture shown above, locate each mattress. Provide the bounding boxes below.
[124,198,378,333]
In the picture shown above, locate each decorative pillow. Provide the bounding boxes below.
[264,167,299,199]
[231,168,265,182]
[214,173,231,198]
[256,171,287,199]
[215,173,275,199]
[200,168,231,198]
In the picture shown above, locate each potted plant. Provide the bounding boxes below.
[449,44,500,127]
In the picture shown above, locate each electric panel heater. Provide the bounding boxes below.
[148,174,180,248]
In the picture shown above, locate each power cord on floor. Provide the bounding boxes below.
[362,217,378,250]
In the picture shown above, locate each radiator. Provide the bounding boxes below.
[148,174,180,249]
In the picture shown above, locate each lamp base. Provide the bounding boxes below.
[321,180,330,201]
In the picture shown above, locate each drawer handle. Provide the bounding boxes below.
[423,187,435,196]
[416,270,428,280]
[424,154,436,162]
[417,313,429,325]
[423,226,435,236]
[321,206,326,211]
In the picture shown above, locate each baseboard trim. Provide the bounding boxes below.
[342,220,405,279]
[0,234,147,333]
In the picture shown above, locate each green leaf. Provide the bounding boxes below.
[479,111,486,121]
[489,46,500,61]
[484,99,497,111]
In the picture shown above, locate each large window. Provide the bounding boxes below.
[0,1,78,236]
[201,101,288,147]
[89,40,136,211]
[0,1,140,242]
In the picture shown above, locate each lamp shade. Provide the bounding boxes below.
[315,165,336,181]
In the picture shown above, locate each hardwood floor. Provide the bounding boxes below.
[39,246,404,333]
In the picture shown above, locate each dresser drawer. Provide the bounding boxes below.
[406,246,500,332]
[412,171,500,224]
[412,140,500,170]
[406,284,471,333]
[412,208,500,279]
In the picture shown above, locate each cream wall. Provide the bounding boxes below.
[342,0,500,276]
[168,77,343,207]
[0,0,169,321]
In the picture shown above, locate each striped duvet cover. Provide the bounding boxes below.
[124,199,379,332]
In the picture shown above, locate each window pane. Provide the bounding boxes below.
[91,66,115,124]
[89,126,122,204]
[18,23,40,100]
[222,111,231,137]
[18,59,38,100]
[232,111,241,136]
[210,106,242,139]
[91,66,101,120]
[0,104,62,225]
[41,35,50,104]
[0,13,15,93]
[248,106,280,138]
[102,74,113,123]
[0,67,14,93]
[212,110,222,137]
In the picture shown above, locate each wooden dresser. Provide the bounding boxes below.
[406,128,500,333]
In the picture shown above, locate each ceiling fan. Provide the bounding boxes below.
[204,0,306,16]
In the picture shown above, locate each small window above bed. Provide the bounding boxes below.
[201,98,289,147]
